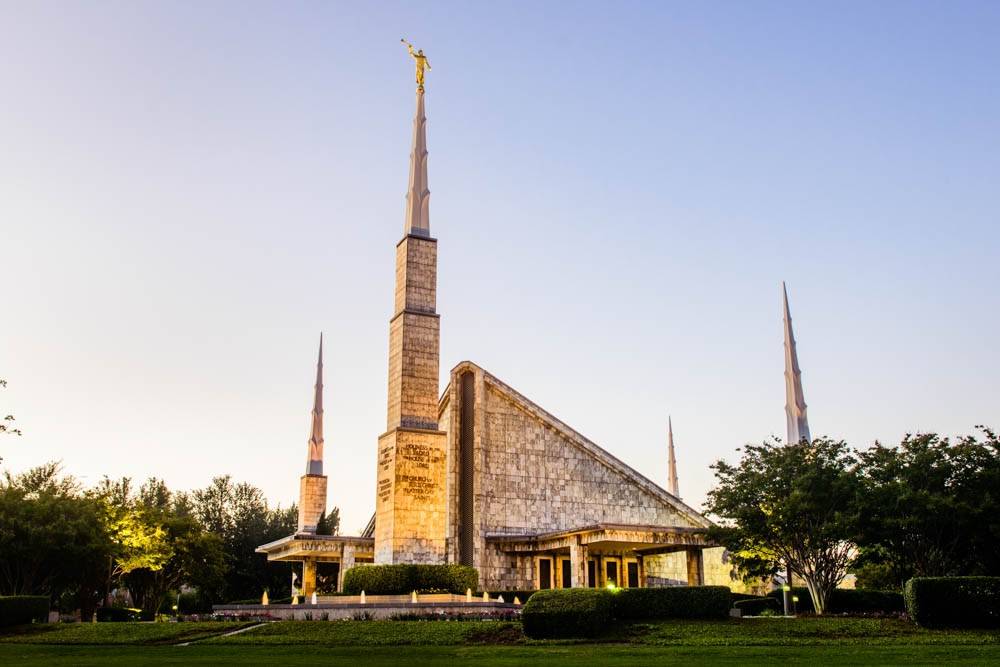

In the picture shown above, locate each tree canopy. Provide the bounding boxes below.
[706,438,860,614]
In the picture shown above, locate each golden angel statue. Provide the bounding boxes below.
[401,39,431,89]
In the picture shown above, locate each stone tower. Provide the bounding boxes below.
[667,416,680,498]
[782,283,811,445]
[298,334,328,533]
[374,83,447,564]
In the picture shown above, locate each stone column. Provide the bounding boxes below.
[339,544,356,592]
[302,559,317,598]
[569,538,588,588]
[637,554,646,588]
[686,549,704,586]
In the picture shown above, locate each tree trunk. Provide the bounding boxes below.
[803,577,829,615]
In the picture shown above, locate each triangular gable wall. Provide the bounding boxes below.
[446,362,711,534]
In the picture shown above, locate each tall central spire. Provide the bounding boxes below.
[782,282,811,445]
[306,333,324,475]
[667,416,680,498]
[403,89,430,237]
[375,58,448,564]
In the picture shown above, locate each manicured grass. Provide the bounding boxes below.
[0,621,254,645]
[203,619,518,646]
[206,617,999,647]
[1,617,997,664]
[632,617,1000,646]
[2,644,1000,666]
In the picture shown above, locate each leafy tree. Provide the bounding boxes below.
[854,427,1000,586]
[315,508,340,536]
[191,476,300,601]
[0,379,23,456]
[0,378,22,465]
[124,513,226,614]
[706,438,860,614]
[0,464,114,619]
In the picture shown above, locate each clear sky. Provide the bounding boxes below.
[2,1,998,533]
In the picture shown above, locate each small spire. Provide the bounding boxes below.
[403,88,430,237]
[306,333,324,474]
[782,283,811,445]
[667,416,680,498]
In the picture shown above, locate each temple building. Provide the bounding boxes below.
[258,64,729,596]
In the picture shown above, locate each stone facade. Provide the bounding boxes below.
[440,362,713,590]
[376,230,447,563]
[375,427,447,563]
[298,474,328,534]
[386,236,441,431]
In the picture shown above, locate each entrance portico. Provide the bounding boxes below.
[487,523,713,589]
[256,534,375,597]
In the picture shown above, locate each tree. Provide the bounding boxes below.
[124,513,226,615]
[0,379,22,462]
[191,476,301,601]
[854,427,1000,587]
[0,464,114,619]
[706,438,860,614]
[315,508,340,536]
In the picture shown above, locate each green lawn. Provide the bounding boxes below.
[2,644,1000,666]
[1,618,998,665]
[0,621,253,645]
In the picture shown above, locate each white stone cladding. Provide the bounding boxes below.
[441,362,711,590]
[375,427,447,563]
[298,474,328,534]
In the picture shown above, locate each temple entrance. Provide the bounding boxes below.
[316,562,340,594]
[627,561,639,588]
[538,558,552,589]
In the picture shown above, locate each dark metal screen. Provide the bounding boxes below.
[458,372,475,566]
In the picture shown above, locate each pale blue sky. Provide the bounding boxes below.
[2,1,998,533]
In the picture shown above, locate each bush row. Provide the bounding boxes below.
[766,587,904,615]
[95,607,153,622]
[0,596,49,627]
[341,564,478,595]
[904,577,1000,628]
[734,596,782,616]
[522,586,731,638]
[521,589,613,638]
[612,586,732,621]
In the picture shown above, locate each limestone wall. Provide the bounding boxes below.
[375,428,448,564]
[442,363,708,589]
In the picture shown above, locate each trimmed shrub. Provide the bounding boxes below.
[904,577,1000,628]
[341,564,478,595]
[95,607,142,622]
[611,586,732,620]
[0,596,49,627]
[734,596,782,616]
[178,590,213,614]
[522,589,613,639]
[766,587,904,615]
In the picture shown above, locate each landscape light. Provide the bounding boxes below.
[782,584,791,592]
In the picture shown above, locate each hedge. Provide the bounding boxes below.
[734,596,782,616]
[178,591,214,614]
[95,607,143,622]
[522,589,613,639]
[904,577,1000,628]
[0,596,49,627]
[766,587,904,615]
[611,586,732,620]
[341,564,478,595]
